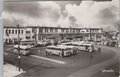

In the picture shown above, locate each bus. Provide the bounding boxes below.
[13,45,31,55]
[58,44,78,55]
[20,39,36,48]
[72,43,101,53]
[46,45,71,57]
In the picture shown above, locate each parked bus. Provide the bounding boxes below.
[46,45,71,57]
[13,45,31,55]
[72,43,101,53]
[20,39,36,48]
[59,43,78,55]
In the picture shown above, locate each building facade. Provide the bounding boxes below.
[3,26,38,44]
[38,27,103,42]
[3,26,103,44]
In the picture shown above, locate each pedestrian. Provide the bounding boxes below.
[90,52,93,58]
[14,58,18,71]
[89,50,93,59]
[38,50,41,55]
[98,47,101,53]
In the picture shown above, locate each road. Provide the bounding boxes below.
[4,45,119,77]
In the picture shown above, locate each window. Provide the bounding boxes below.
[32,36,35,38]
[86,29,89,32]
[19,30,20,34]
[15,30,17,34]
[9,30,11,34]
[45,28,48,32]
[12,30,14,34]
[6,30,8,34]
[26,31,30,33]
[61,29,64,32]
[50,28,53,32]
[21,30,23,34]
[73,30,75,33]
[26,36,30,39]
[55,29,58,32]
[81,31,84,33]
[66,29,69,33]
[77,30,80,33]
[39,29,43,33]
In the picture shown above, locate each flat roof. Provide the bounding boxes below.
[4,26,103,30]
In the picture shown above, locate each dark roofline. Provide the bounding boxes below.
[4,26,103,30]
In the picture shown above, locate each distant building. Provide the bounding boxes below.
[3,26,103,44]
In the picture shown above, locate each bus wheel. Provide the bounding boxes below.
[49,52,52,55]
[68,52,71,56]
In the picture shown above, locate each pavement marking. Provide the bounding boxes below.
[30,55,66,64]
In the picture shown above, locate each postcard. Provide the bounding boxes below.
[2,0,120,77]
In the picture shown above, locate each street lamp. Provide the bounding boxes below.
[17,25,21,71]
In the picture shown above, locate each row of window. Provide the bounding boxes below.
[47,47,70,51]
[4,28,101,35]
[40,29,82,33]
[5,29,24,34]
[39,28,100,33]
[4,29,33,35]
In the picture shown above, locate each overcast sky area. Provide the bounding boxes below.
[3,0,120,31]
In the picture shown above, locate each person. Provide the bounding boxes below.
[98,47,101,53]
[88,46,93,59]
[45,51,48,56]
[38,50,41,55]
[85,46,88,51]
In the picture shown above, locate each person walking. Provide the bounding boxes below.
[38,50,41,55]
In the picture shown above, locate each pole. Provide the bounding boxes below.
[70,26,71,40]
[17,25,21,71]
[90,28,92,41]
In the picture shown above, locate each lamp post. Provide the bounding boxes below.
[17,25,21,71]
[90,28,92,41]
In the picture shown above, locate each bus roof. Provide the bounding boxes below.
[14,45,30,49]
[82,43,93,46]
[47,45,69,49]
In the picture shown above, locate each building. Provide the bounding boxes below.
[37,27,103,42]
[3,26,103,44]
[3,26,38,44]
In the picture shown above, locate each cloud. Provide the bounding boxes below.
[3,1,62,26]
[4,2,41,18]
[63,0,119,30]
[3,0,119,31]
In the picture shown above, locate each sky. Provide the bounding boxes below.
[3,0,120,31]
